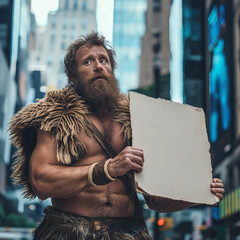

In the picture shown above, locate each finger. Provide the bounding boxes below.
[214,193,224,200]
[213,178,223,183]
[124,151,144,163]
[129,149,144,158]
[130,155,144,167]
[211,182,224,188]
[211,187,225,194]
[125,146,143,152]
[131,162,143,173]
[124,147,144,158]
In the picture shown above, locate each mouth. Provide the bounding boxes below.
[95,77,106,81]
[91,76,107,82]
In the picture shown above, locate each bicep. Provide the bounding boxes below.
[31,130,58,164]
[29,130,90,199]
[30,130,59,179]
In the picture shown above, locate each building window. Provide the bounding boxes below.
[73,0,78,10]
[61,42,66,51]
[59,58,65,73]
[71,32,75,39]
[82,0,87,10]
[82,18,87,30]
[228,166,234,192]
[0,139,5,158]
[0,113,3,129]
[237,163,240,186]
[0,0,9,7]
[38,43,43,51]
[64,0,69,9]
[0,95,4,129]
[0,23,8,49]
[71,19,76,29]
[152,0,161,12]
[51,18,56,28]
[49,44,54,51]
[50,34,55,43]
[61,32,66,39]
[63,19,67,29]
[47,56,53,66]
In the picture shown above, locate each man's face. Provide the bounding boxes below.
[72,45,120,113]
[75,45,113,82]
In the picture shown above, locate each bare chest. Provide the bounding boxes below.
[75,116,126,165]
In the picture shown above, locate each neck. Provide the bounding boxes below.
[95,107,113,119]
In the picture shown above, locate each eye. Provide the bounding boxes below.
[100,58,107,64]
[84,59,92,65]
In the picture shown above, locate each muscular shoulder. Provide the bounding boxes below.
[31,130,59,165]
[10,87,90,134]
[10,87,93,165]
[36,130,56,147]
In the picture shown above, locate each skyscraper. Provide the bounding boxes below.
[139,0,171,89]
[170,0,205,106]
[0,0,33,216]
[30,0,97,90]
[113,0,147,93]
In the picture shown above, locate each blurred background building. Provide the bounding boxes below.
[112,0,147,93]
[30,0,97,90]
[139,0,171,89]
[0,0,240,239]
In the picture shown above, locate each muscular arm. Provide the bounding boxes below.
[144,195,198,213]
[30,131,145,201]
[30,130,90,200]
[143,178,224,212]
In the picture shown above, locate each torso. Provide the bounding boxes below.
[52,114,135,217]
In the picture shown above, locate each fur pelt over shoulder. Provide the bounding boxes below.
[9,87,132,199]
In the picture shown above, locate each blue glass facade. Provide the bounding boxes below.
[170,0,234,165]
[113,0,147,93]
[182,0,205,108]
[207,0,234,166]
[170,0,205,107]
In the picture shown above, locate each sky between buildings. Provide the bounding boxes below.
[31,0,114,43]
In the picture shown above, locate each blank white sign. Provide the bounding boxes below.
[129,92,218,205]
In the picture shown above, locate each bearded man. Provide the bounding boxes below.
[9,32,224,240]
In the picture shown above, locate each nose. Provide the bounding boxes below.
[93,60,103,72]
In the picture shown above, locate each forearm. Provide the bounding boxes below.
[31,163,89,200]
[144,195,198,213]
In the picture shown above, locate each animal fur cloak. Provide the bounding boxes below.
[9,87,131,199]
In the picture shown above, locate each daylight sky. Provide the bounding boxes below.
[31,0,114,43]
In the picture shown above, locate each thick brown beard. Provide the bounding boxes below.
[73,72,121,114]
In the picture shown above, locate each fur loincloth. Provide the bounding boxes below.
[9,87,132,199]
[33,206,152,240]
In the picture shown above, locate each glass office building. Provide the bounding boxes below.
[113,0,147,93]
[170,0,205,107]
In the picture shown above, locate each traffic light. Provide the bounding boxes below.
[157,218,166,227]
[157,217,173,231]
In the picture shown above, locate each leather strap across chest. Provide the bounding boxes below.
[86,118,117,158]
[85,118,146,226]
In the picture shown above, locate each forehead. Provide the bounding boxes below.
[75,46,109,62]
